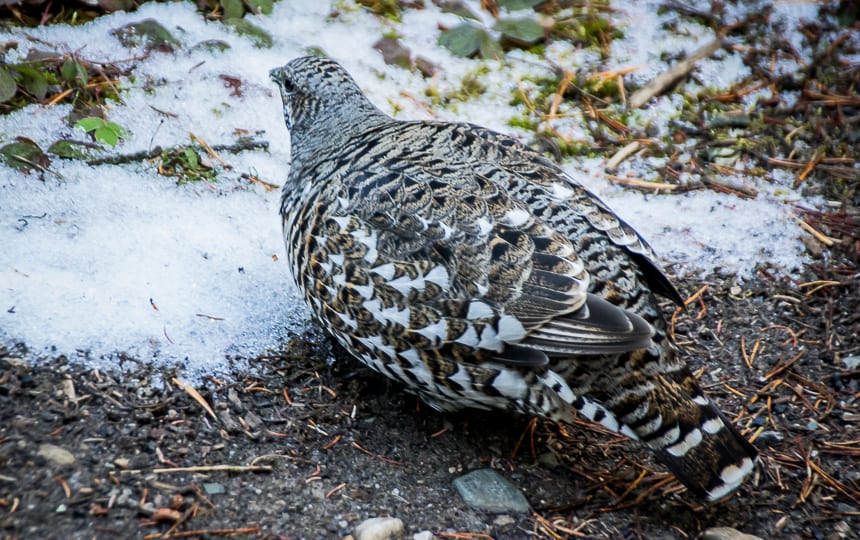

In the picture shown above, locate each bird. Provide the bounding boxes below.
[269,55,757,502]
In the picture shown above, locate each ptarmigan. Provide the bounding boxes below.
[270,56,757,502]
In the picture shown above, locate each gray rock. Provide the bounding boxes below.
[843,355,860,370]
[203,482,225,495]
[453,469,530,513]
[353,516,404,540]
[38,444,75,465]
[702,527,763,540]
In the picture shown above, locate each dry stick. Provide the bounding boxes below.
[794,216,838,246]
[628,36,724,109]
[605,174,679,191]
[143,527,261,539]
[605,141,641,170]
[84,139,268,166]
[152,464,273,474]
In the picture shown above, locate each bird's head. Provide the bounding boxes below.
[269,56,386,139]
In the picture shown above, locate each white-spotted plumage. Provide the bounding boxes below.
[271,56,758,502]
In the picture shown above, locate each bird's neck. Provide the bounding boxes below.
[289,100,390,173]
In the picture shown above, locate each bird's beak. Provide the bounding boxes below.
[269,67,284,84]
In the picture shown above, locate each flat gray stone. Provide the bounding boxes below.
[37,444,75,466]
[453,469,530,513]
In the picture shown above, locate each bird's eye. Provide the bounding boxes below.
[281,78,296,93]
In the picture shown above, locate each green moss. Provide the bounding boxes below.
[436,65,491,104]
[508,115,538,131]
[551,13,621,51]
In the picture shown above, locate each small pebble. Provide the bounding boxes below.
[412,532,434,540]
[752,430,783,448]
[453,469,530,513]
[702,527,763,540]
[203,482,225,495]
[353,516,404,540]
[38,444,75,465]
[842,355,860,370]
[114,458,130,469]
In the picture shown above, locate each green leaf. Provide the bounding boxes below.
[183,147,199,169]
[104,121,127,140]
[75,117,106,133]
[246,0,273,15]
[190,39,232,53]
[21,70,48,100]
[439,0,480,20]
[48,139,99,159]
[1,139,50,171]
[479,32,504,60]
[497,0,544,10]
[437,22,485,58]
[94,126,118,147]
[0,66,17,103]
[61,59,89,86]
[224,18,273,48]
[61,59,77,81]
[220,0,245,19]
[494,17,545,45]
[113,19,180,50]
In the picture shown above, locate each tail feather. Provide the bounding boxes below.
[577,347,758,502]
[654,401,758,501]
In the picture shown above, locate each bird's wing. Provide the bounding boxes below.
[468,125,684,307]
[318,131,654,366]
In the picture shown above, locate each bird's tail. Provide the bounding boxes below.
[651,397,758,502]
[612,351,758,501]
[572,346,758,502]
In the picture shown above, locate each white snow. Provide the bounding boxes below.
[0,0,825,375]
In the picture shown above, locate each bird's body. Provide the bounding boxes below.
[271,56,757,502]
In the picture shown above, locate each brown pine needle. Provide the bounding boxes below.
[798,280,842,295]
[511,417,538,461]
[764,350,806,380]
[53,475,71,499]
[189,132,224,163]
[326,482,347,498]
[323,434,342,450]
[172,377,216,419]
[683,284,709,306]
[351,442,403,465]
[761,325,799,348]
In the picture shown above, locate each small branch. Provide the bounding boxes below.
[605,141,642,171]
[84,139,268,166]
[152,464,273,474]
[629,37,724,109]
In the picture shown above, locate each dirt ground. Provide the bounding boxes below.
[1,265,859,539]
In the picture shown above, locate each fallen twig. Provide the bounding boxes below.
[628,37,724,109]
[152,464,273,474]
